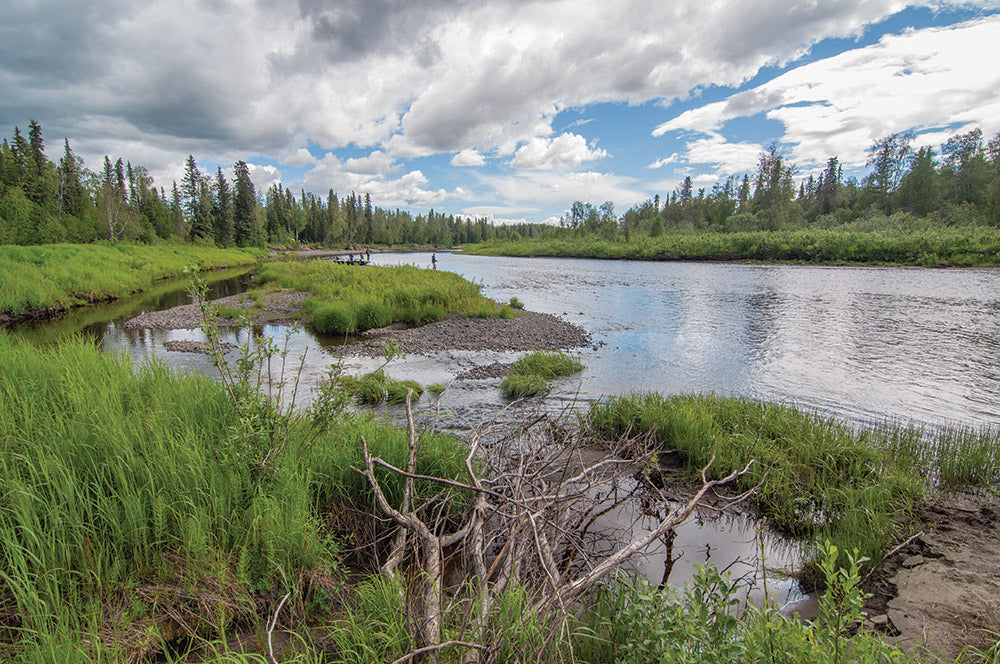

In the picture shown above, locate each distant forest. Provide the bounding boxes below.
[575,127,1000,238]
[0,121,537,247]
[2,121,998,249]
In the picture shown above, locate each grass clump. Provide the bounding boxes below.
[500,350,583,399]
[0,243,263,316]
[585,393,1000,580]
[337,369,424,405]
[254,259,505,335]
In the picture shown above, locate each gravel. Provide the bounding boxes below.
[345,311,592,356]
[124,290,592,356]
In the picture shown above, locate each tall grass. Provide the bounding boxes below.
[584,394,1000,579]
[0,243,263,316]
[0,333,467,659]
[254,260,511,335]
[464,227,1000,266]
[500,351,584,399]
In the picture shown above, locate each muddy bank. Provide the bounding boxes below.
[864,494,1000,658]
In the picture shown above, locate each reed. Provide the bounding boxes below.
[0,333,467,659]
[499,350,584,399]
[253,260,508,335]
[0,243,263,316]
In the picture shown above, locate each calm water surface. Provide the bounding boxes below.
[376,252,1000,428]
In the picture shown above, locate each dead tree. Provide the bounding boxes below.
[357,395,753,662]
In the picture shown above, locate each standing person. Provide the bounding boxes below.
[366,247,371,262]
[431,253,437,270]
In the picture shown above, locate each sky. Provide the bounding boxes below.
[2,1,999,225]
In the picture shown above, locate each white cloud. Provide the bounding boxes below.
[684,134,763,175]
[647,153,680,169]
[655,15,1000,171]
[342,150,397,175]
[486,170,648,208]
[461,205,539,217]
[246,163,283,193]
[284,148,318,168]
[451,149,486,167]
[510,133,609,170]
[301,154,454,207]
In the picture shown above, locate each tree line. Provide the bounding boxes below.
[572,127,1000,238]
[0,121,540,247]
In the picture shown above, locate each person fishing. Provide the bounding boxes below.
[431,253,437,269]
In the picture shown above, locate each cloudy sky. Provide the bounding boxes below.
[2,1,999,224]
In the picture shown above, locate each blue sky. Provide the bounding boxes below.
[2,1,998,224]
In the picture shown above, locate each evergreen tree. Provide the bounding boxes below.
[233,160,258,246]
[212,167,234,246]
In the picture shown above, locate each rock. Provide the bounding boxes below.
[900,555,925,569]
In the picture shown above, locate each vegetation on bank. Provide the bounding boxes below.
[464,224,1000,266]
[4,333,998,661]
[254,259,514,335]
[500,350,584,399]
[0,243,262,316]
[585,393,1000,582]
[0,333,468,661]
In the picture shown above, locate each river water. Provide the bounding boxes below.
[375,252,1000,429]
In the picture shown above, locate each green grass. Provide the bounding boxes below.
[463,226,1000,266]
[584,393,1000,581]
[337,369,425,405]
[0,333,467,660]
[252,259,509,335]
[500,350,584,399]
[0,243,264,316]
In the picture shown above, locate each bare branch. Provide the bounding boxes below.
[389,641,486,664]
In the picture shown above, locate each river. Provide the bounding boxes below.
[16,252,999,428]
[375,252,1000,429]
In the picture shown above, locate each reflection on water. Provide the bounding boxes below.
[373,253,1000,428]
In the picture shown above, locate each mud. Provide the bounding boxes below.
[864,494,1000,658]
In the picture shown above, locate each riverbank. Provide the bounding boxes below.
[865,493,1000,659]
[0,243,264,326]
[462,227,1000,266]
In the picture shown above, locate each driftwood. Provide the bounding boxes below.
[357,394,753,663]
